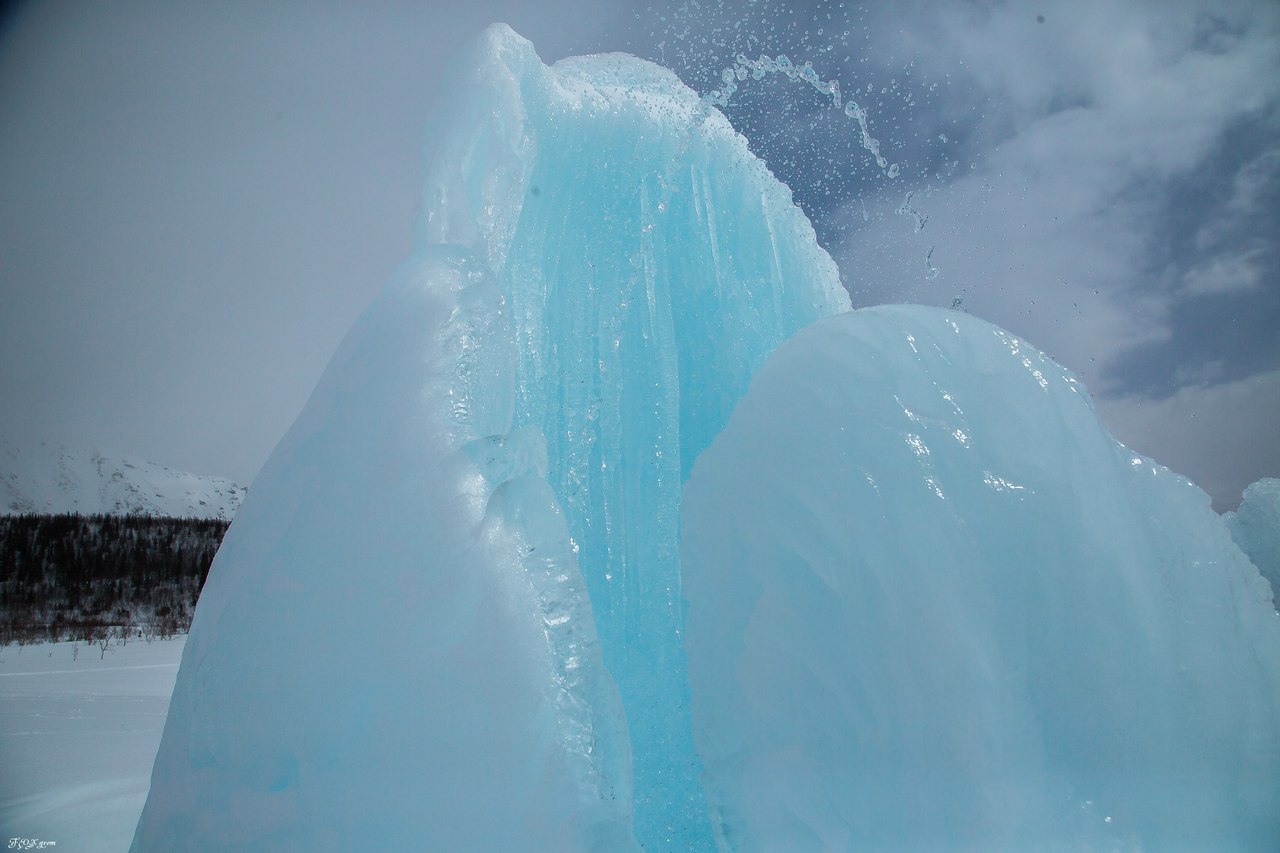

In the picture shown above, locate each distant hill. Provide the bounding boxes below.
[1,440,246,521]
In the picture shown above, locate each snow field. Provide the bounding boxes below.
[0,637,184,852]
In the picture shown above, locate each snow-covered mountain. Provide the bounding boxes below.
[1,440,246,520]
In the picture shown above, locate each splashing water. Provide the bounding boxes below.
[697,44,945,289]
[609,1,977,306]
[705,52,894,175]
[897,190,929,232]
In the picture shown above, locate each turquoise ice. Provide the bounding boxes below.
[134,25,845,852]
[682,306,1280,849]
[416,25,849,850]
[134,25,1280,852]
[1226,478,1280,597]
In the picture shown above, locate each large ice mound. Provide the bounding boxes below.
[681,305,1280,850]
[134,24,846,852]
[1226,478,1280,598]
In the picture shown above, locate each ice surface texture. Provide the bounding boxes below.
[682,306,1280,850]
[134,24,845,852]
[135,23,1280,852]
[1226,478,1280,598]
[132,247,635,850]
[417,25,849,850]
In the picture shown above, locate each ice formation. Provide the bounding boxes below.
[135,23,1280,853]
[135,24,844,852]
[414,25,848,850]
[132,248,636,850]
[1226,478,1280,598]
[681,306,1280,849]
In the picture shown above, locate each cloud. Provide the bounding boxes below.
[830,0,1280,498]
[1180,146,1280,295]
[1180,247,1269,296]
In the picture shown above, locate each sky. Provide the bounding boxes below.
[0,0,1276,510]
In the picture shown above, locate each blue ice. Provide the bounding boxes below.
[134,25,1280,852]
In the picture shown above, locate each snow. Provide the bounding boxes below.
[0,638,184,852]
[1225,478,1280,597]
[681,305,1280,849]
[1,439,245,521]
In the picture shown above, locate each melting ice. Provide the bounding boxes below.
[134,25,1280,852]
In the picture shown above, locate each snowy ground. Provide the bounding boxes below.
[0,636,183,852]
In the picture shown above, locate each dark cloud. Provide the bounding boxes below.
[829,0,1280,508]
[1113,122,1280,397]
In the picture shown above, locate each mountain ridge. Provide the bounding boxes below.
[1,440,245,520]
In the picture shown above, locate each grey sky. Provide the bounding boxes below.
[1,0,1276,510]
[0,0,627,484]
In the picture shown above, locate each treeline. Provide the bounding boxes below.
[0,513,229,646]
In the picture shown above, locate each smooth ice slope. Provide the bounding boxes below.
[1225,478,1280,597]
[136,24,847,851]
[133,248,636,851]
[418,25,848,848]
[682,306,1280,850]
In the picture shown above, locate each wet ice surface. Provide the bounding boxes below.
[1225,478,1280,597]
[682,306,1280,850]
[0,638,183,852]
